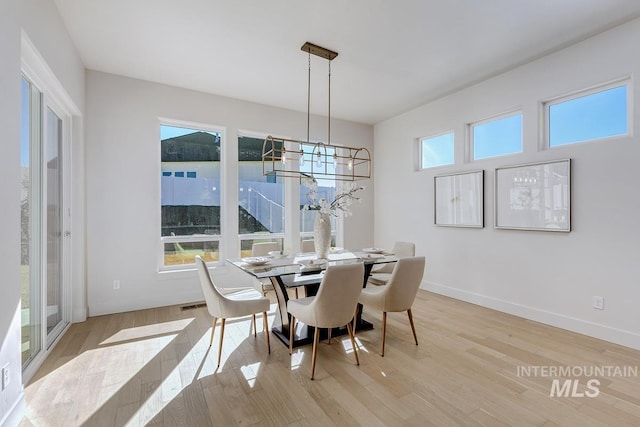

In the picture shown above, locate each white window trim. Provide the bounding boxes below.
[237,129,295,254]
[468,109,523,162]
[541,77,632,150]
[158,118,226,270]
[418,130,455,170]
[21,31,80,384]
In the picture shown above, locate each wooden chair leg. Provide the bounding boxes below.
[310,326,320,380]
[327,328,332,344]
[289,316,295,355]
[381,312,387,357]
[209,317,217,347]
[217,318,226,367]
[346,322,360,366]
[252,314,257,337]
[407,308,418,346]
[263,311,271,354]
[352,307,358,336]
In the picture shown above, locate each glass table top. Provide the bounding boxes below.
[227,250,398,279]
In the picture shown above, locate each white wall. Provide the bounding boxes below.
[374,18,640,350]
[85,71,373,316]
[0,1,23,422]
[0,0,85,424]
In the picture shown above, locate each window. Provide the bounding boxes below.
[160,124,221,268]
[300,176,336,243]
[471,112,522,160]
[238,135,284,257]
[420,132,454,169]
[299,144,337,244]
[547,83,628,147]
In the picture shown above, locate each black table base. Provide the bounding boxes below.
[269,263,375,348]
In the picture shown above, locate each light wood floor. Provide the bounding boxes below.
[20,291,640,426]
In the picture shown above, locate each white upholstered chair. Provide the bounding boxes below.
[251,242,281,296]
[357,256,425,356]
[287,262,364,380]
[368,241,415,286]
[252,241,280,257]
[300,239,315,253]
[195,256,271,367]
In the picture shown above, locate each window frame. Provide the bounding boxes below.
[158,118,225,271]
[237,130,288,256]
[542,79,631,150]
[469,110,523,161]
[418,130,455,170]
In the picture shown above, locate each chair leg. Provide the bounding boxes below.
[209,317,218,347]
[310,326,320,380]
[381,312,387,357]
[327,328,332,344]
[216,318,226,367]
[252,314,257,337]
[263,311,271,354]
[294,288,299,299]
[346,322,360,366]
[407,308,418,346]
[352,307,358,337]
[289,316,295,355]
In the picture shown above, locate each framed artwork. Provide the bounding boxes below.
[434,170,484,228]
[495,159,571,232]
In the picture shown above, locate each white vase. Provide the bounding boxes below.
[313,212,331,259]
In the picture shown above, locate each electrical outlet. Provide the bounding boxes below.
[2,363,9,391]
[113,280,120,290]
[592,296,604,310]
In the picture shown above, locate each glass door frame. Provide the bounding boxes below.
[21,38,75,382]
[42,98,72,347]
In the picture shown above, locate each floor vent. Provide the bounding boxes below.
[181,303,207,311]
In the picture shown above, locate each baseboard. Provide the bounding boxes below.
[1,391,24,427]
[421,281,640,351]
[88,290,205,317]
[72,307,87,323]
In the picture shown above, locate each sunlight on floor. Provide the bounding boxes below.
[290,351,305,370]
[100,318,193,345]
[341,336,368,354]
[240,362,262,388]
[23,307,277,425]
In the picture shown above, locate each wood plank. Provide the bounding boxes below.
[19,291,640,426]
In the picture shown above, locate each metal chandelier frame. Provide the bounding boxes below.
[262,42,371,182]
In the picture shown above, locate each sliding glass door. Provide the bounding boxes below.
[45,107,67,343]
[20,77,42,368]
[21,75,70,370]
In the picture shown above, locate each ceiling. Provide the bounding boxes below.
[54,0,640,125]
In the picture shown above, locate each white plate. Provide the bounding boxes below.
[362,247,385,254]
[241,257,270,266]
[268,251,288,259]
[298,259,328,267]
[362,253,384,259]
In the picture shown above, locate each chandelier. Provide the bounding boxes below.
[262,42,371,181]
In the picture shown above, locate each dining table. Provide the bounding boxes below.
[227,249,398,348]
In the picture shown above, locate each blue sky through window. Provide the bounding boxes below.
[473,113,522,160]
[549,85,627,147]
[421,132,454,169]
[20,78,31,167]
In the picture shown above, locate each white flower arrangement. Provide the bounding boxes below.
[302,176,364,217]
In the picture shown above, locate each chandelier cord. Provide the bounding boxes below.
[328,59,331,146]
[307,51,311,144]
